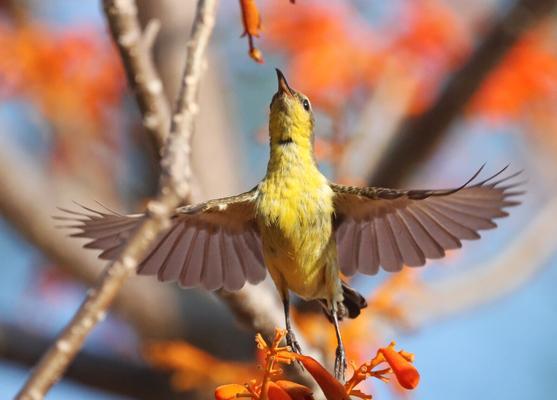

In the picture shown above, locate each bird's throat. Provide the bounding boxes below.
[268,134,316,177]
[277,137,293,145]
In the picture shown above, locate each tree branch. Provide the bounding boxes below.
[103,0,171,151]
[0,324,186,400]
[368,0,557,187]
[15,0,218,398]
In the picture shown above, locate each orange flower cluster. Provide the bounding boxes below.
[471,23,557,118]
[241,0,557,124]
[262,0,469,115]
[0,22,124,132]
[264,1,377,114]
[215,329,419,400]
[392,0,470,115]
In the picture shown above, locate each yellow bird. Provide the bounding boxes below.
[64,69,521,380]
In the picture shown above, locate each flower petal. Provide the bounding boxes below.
[295,354,350,400]
[380,345,420,390]
[239,0,261,37]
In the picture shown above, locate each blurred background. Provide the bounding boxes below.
[0,0,556,398]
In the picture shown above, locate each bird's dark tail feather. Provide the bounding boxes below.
[321,281,367,322]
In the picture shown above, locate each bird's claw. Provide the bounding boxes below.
[286,330,302,354]
[286,330,305,370]
[334,345,347,383]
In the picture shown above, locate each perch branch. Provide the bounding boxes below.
[368,0,557,187]
[15,0,218,398]
[103,0,171,151]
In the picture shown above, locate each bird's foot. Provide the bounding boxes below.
[334,345,347,383]
[286,329,305,370]
[286,329,303,354]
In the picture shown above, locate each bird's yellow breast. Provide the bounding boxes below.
[255,143,336,299]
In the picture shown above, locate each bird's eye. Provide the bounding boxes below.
[302,99,310,111]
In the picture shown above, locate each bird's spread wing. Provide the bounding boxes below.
[58,188,266,291]
[331,167,523,275]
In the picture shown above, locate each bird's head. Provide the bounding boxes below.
[269,69,313,146]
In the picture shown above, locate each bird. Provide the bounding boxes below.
[60,69,522,381]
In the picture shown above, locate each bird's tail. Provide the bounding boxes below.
[321,281,367,321]
[341,282,367,319]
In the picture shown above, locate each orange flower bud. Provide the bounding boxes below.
[239,0,261,37]
[295,354,350,400]
[379,343,420,390]
[275,380,313,400]
[249,47,264,63]
[214,383,250,399]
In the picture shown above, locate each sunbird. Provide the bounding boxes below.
[63,69,521,380]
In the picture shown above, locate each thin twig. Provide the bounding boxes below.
[15,1,218,398]
[103,0,171,151]
[0,324,181,400]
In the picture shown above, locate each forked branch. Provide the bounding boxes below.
[15,0,218,398]
[103,0,171,150]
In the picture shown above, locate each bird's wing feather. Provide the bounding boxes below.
[57,188,266,291]
[331,167,523,275]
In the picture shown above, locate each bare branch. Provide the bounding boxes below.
[0,324,183,400]
[368,0,557,187]
[136,0,244,200]
[15,0,218,398]
[103,0,171,150]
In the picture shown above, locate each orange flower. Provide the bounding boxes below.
[295,354,349,400]
[264,0,470,116]
[379,342,420,390]
[0,22,124,130]
[471,23,557,118]
[264,0,377,113]
[214,330,420,400]
[239,0,261,37]
[238,0,264,63]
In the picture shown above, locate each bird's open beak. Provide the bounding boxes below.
[276,68,294,97]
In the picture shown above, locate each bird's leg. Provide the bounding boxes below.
[283,294,302,354]
[331,305,347,382]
